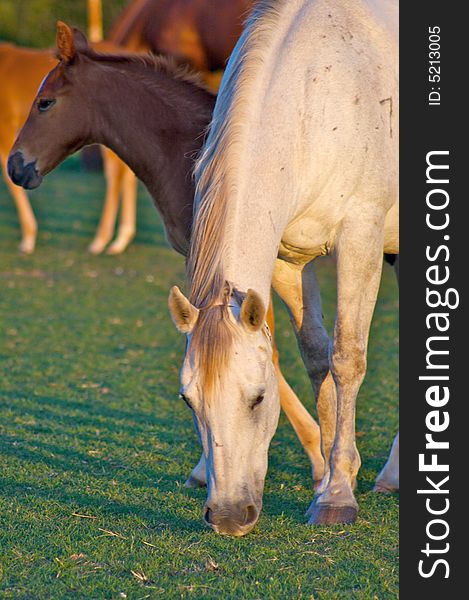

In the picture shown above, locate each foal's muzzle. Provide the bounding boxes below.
[8,151,43,190]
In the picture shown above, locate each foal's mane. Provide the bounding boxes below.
[77,46,210,93]
[186,1,286,394]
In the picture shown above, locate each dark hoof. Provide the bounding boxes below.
[373,482,398,494]
[308,504,358,525]
[184,475,207,488]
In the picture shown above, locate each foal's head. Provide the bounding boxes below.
[8,22,97,189]
[169,286,280,536]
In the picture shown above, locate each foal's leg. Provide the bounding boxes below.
[89,147,124,254]
[107,165,137,255]
[308,213,384,525]
[272,260,335,486]
[1,152,37,253]
[374,255,399,493]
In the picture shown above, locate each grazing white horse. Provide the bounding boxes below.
[169,0,399,535]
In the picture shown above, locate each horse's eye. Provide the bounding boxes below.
[251,394,265,409]
[38,99,56,112]
[179,393,192,409]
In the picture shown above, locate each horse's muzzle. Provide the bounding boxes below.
[8,151,43,190]
[204,502,259,537]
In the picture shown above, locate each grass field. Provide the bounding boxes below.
[0,158,398,599]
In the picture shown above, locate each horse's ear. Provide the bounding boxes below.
[168,286,199,334]
[56,21,76,63]
[240,289,266,332]
[72,27,89,52]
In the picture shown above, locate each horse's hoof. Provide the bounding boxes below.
[184,475,207,488]
[307,504,358,525]
[19,238,35,254]
[106,232,135,255]
[88,240,107,255]
[373,481,399,494]
[313,479,323,492]
[106,242,126,255]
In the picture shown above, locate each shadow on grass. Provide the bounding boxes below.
[1,383,397,534]
[0,475,206,536]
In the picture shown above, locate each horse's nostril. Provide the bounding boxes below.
[244,504,257,525]
[7,151,42,190]
[204,507,213,525]
[8,150,42,190]
[7,151,24,183]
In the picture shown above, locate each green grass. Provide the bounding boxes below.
[0,159,398,599]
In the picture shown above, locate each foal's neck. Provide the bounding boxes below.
[91,59,215,255]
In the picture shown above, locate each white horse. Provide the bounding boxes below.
[169,0,399,536]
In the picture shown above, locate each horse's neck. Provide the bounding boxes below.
[95,66,215,255]
[223,191,287,308]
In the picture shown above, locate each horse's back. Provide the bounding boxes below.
[287,0,398,249]
[261,0,398,206]
[109,0,253,70]
[0,44,56,99]
[0,44,56,149]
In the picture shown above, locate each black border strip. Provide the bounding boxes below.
[400,2,465,595]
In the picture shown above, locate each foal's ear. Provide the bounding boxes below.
[240,289,266,332]
[168,287,199,334]
[72,27,89,52]
[56,21,76,63]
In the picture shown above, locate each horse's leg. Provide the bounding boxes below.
[272,260,335,486]
[107,165,137,255]
[1,153,37,253]
[184,290,324,488]
[184,453,207,488]
[308,213,384,525]
[374,431,399,492]
[374,254,399,493]
[88,147,124,254]
[267,294,324,482]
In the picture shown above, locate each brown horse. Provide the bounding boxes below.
[109,0,253,71]
[0,44,55,253]
[0,41,138,254]
[8,22,324,488]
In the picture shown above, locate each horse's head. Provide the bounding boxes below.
[169,286,280,536]
[8,22,93,189]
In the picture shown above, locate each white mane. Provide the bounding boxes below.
[188,0,288,308]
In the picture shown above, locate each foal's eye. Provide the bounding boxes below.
[38,99,56,112]
[179,393,192,409]
[251,395,265,410]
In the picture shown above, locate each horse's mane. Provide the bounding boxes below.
[187,0,287,309]
[189,287,243,396]
[186,1,286,395]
